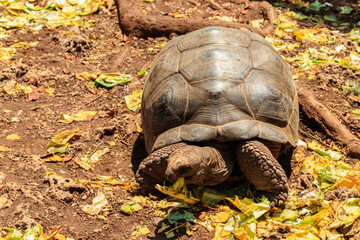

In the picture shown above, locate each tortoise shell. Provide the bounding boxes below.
[142,27,299,154]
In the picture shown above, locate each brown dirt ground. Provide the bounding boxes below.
[0,0,359,239]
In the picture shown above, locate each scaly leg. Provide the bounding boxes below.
[236,140,289,207]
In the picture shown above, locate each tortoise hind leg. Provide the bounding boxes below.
[236,140,289,207]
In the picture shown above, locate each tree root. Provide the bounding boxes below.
[297,83,360,159]
[115,0,277,37]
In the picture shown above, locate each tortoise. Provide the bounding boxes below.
[135,27,299,206]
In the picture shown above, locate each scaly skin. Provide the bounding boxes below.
[236,140,289,207]
[135,143,234,194]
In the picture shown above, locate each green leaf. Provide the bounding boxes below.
[194,187,223,207]
[273,208,299,222]
[137,70,148,76]
[324,15,337,22]
[307,0,332,11]
[2,228,23,240]
[94,74,131,88]
[338,6,353,14]
[120,197,144,215]
[351,109,360,115]
[225,196,270,219]
[165,210,195,224]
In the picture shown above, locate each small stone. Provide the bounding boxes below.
[161,153,169,159]
[284,184,289,191]
[276,170,282,177]
[281,177,287,183]
[248,146,254,151]
[270,179,277,185]
[262,155,267,160]
[263,171,270,177]
[254,152,260,157]
[153,157,160,162]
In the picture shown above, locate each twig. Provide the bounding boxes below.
[204,0,224,11]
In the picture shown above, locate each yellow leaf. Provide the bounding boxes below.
[81,71,98,80]
[214,224,232,240]
[6,134,20,140]
[125,89,143,112]
[0,46,16,61]
[59,114,74,124]
[131,226,150,237]
[293,27,328,44]
[42,154,72,162]
[46,87,55,96]
[74,157,93,171]
[136,122,142,133]
[330,198,360,229]
[210,211,231,223]
[11,41,38,48]
[73,110,97,121]
[3,80,19,94]
[0,146,13,151]
[88,147,110,164]
[17,84,33,94]
[81,191,109,215]
[155,178,200,205]
[302,207,333,227]
[0,197,12,209]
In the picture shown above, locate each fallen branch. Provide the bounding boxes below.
[115,0,277,38]
[296,83,360,159]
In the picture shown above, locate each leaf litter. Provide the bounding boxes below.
[117,140,360,239]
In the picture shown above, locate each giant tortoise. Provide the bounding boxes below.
[135,27,299,206]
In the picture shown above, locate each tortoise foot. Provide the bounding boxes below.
[258,190,288,208]
[135,143,186,194]
[237,140,289,207]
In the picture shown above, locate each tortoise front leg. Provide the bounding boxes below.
[135,142,186,194]
[236,140,289,207]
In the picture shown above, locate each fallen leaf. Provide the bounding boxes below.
[73,110,97,121]
[41,154,72,162]
[74,157,93,171]
[125,89,143,112]
[27,87,39,101]
[156,178,200,205]
[131,226,150,237]
[0,197,13,209]
[0,146,14,151]
[45,87,55,96]
[47,129,83,153]
[82,191,109,215]
[6,134,20,140]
